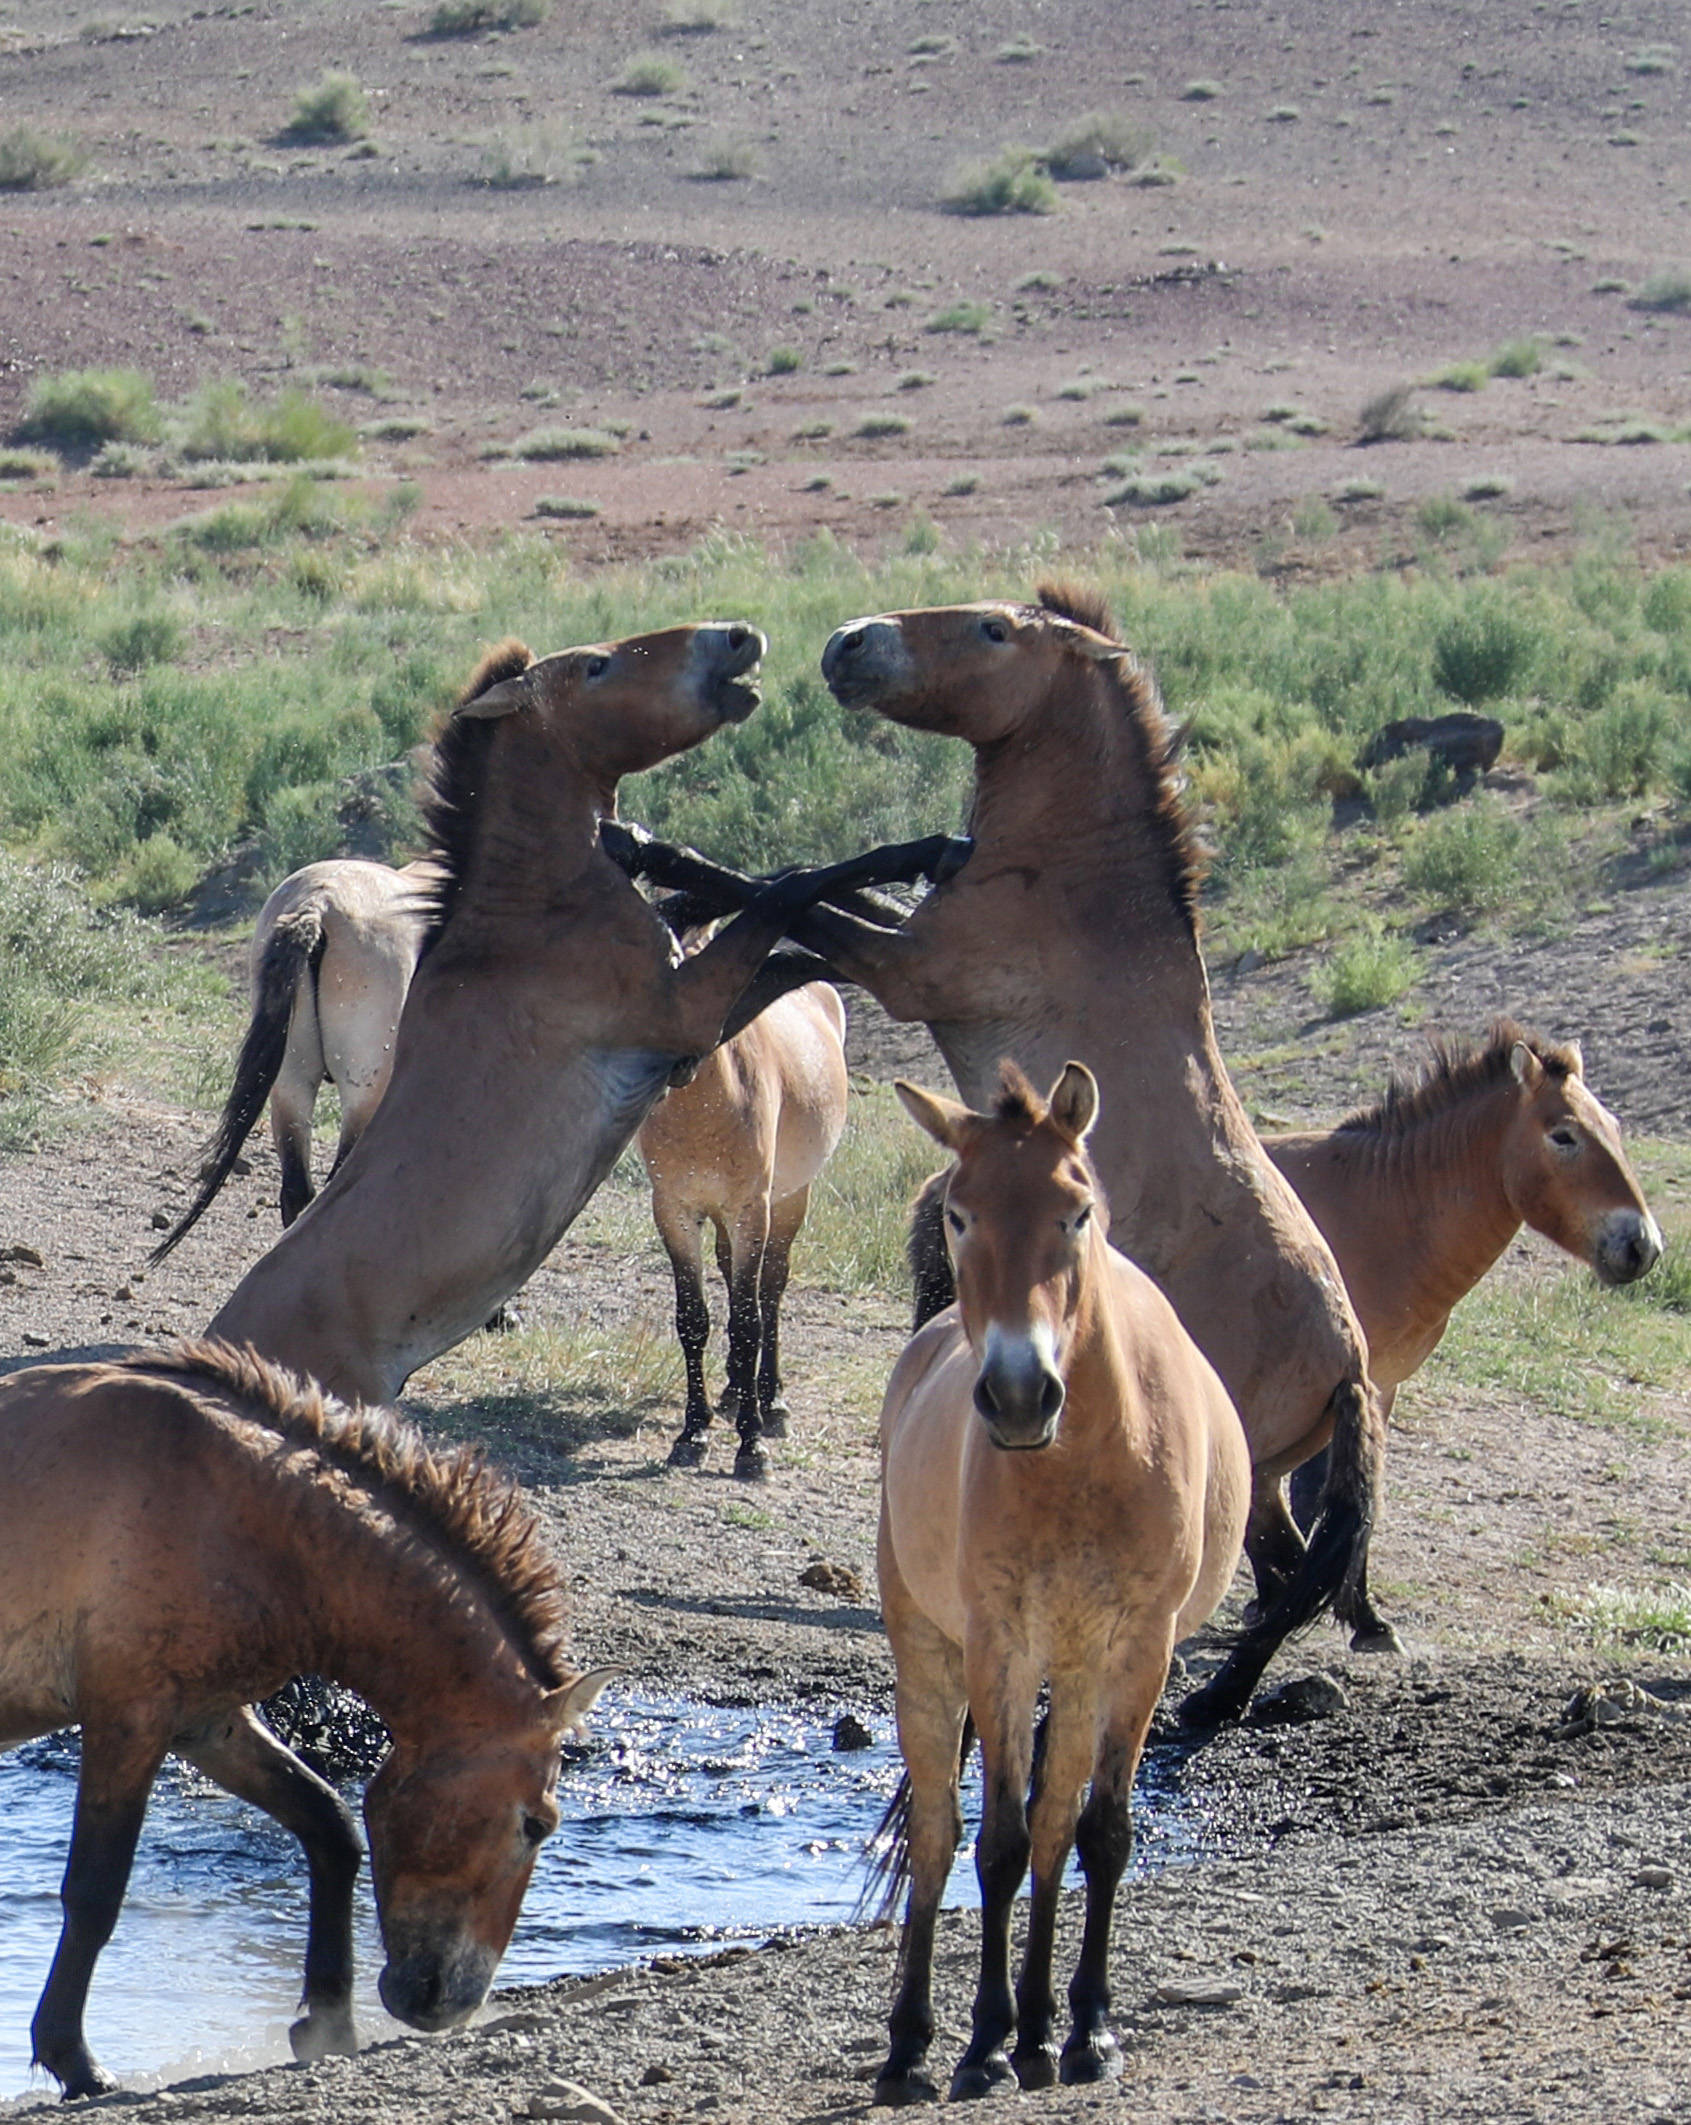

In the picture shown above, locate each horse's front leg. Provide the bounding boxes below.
[177,1705,364,2062]
[722,1199,772,1480]
[32,1719,166,2098]
[952,1654,1037,2101]
[1009,1686,1096,2090]
[652,1196,715,1466]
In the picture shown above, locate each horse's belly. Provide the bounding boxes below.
[0,1620,74,1747]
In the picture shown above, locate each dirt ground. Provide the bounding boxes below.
[4,1,1691,2116]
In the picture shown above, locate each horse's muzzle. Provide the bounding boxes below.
[378,1940,496,2032]
[821,616,909,707]
[973,1342,1065,1451]
[699,622,768,724]
[1592,1208,1664,1287]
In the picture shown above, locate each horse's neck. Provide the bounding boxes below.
[289,1491,544,1744]
[452,769,608,931]
[1356,1086,1523,1317]
[1053,1241,1145,1455]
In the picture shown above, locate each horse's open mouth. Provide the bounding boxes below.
[713,674,762,723]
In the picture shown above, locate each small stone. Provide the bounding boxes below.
[639,2063,675,2086]
[520,2080,625,2124]
[833,1712,873,1751]
[21,1332,47,1348]
[115,1284,133,1301]
[150,1208,172,1230]
[1252,1672,1348,1725]
[1,1243,43,1267]
[1154,1976,1246,2007]
[1634,1865,1674,1890]
[1490,1907,1534,1933]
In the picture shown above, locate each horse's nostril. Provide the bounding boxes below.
[973,1375,1000,1419]
[839,628,865,658]
[1038,1374,1064,1423]
[725,625,750,652]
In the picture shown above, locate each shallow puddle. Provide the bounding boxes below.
[0,1693,1205,2101]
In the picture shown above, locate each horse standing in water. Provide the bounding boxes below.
[1266,1024,1661,1529]
[873,1063,1248,2102]
[0,1339,615,2099]
[637,968,848,1476]
[199,626,957,1408]
[157,856,437,1250]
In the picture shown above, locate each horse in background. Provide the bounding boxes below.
[637,964,848,1478]
[871,1062,1248,2103]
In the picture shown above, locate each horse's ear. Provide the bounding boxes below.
[1564,1038,1585,1077]
[456,674,529,720]
[1509,1041,1542,1089]
[544,1665,624,1739]
[895,1078,974,1151]
[1047,1061,1099,1143]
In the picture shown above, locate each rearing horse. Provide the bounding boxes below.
[873,1061,1248,2103]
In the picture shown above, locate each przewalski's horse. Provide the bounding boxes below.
[777,587,1384,1722]
[636,966,848,1476]
[201,626,957,1407]
[872,1063,1248,2103]
[1268,1023,1661,1532]
[156,857,437,1254]
[0,1338,616,2100]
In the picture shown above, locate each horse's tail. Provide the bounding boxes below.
[906,1166,956,1330]
[1181,1370,1384,1727]
[856,1713,976,1926]
[150,903,327,1262]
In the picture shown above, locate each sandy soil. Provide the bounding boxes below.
[4,1,1691,2115]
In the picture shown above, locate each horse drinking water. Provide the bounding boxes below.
[871,1062,1249,2103]
[0,1339,614,2099]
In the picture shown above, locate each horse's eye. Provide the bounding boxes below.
[1548,1126,1579,1150]
[946,1207,967,1237]
[522,1814,552,1848]
[981,618,1008,644]
[585,654,610,679]
[1072,1204,1092,1232]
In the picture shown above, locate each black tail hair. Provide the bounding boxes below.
[856,1714,976,1926]
[1180,1374,1383,1727]
[906,1166,957,1330]
[150,904,326,1261]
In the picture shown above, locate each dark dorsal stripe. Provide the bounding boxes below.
[125,1337,573,1689]
[1335,1018,1578,1139]
[416,639,536,957]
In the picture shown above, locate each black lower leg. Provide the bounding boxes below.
[953,1795,1028,2099]
[1063,1783,1132,2083]
[32,1779,153,2098]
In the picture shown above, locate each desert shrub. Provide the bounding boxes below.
[690,135,758,180]
[1629,268,1691,314]
[0,447,57,479]
[853,413,911,439]
[1043,110,1155,179]
[111,833,199,914]
[1417,493,1472,543]
[996,35,1042,62]
[765,346,803,375]
[362,415,433,441]
[180,382,357,464]
[480,124,582,186]
[941,149,1057,217]
[925,301,991,335]
[908,33,958,57]
[428,0,549,30]
[1460,473,1514,501]
[1334,476,1384,503]
[614,49,686,95]
[534,495,601,519]
[90,442,151,478]
[1181,79,1222,100]
[1266,104,1300,122]
[1002,404,1037,427]
[1560,683,1675,800]
[1401,797,1525,912]
[282,71,372,144]
[1433,360,1488,393]
[17,368,160,447]
[1292,498,1338,540]
[509,425,621,459]
[1315,926,1421,1017]
[661,0,737,27]
[97,612,182,675]
[1431,604,1532,703]
[1489,337,1542,378]
[1104,469,1202,506]
[0,126,87,190]
[1357,384,1422,442]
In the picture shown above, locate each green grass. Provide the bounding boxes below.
[614,50,687,95]
[1628,268,1691,315]
[428,0,550,29]
[924,302,991,336]
[1568,1583,1691,1652]
[0,125,87,190]
[1313,925,1421,1016]
[282,71,371,144]
[941,150,1058,217]
[508,426,622,460]
[16,369,160,448]
[180,382,358,465]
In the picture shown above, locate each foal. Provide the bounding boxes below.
[874,1062,1248,2103]
[637,969,848,1476]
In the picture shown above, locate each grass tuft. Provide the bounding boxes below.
[509,425,622,460]
[0,125,87,190]
[282,70,371,144]
[941,149,1058,217]
[614,49,686,95]
[16,368,160,448]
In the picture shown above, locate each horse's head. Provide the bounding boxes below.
[460,621,766,785]
[1501,1040,1662,1286]
[895,1060,1105,1451]
[364,1667,617,2032]
[821,593,1121,744]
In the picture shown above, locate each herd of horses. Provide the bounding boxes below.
[0,586,1664,2104]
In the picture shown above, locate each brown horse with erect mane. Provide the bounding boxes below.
[872,1062,1248,2103]
[0,1338,616,2100]
[198,625,954,1408]
[637,965,848,1475]
[156,855,438,1250]
[757,586,1381,1722]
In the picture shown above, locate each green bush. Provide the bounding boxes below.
[1628,268,1691,314]
[97,612,182,675]
[1489,337,1542,378]
[1357,384,1421,442]
[614,50,686,95]
[1565,683,1675,800]
[1043,110,1155,179]
[0,126,87,190]
[1433,360,1488,393]
[1315,926,1421,1017]
[766,346,803,375]
[509,425,621,460]
[1401,797,1525,912]
[480,124,582,187]
[925,301,991,335]
[428,0,549,30]
[180,381,358,464]
[690,136,759,181]
[941,149,1058,216]
[1432,604,1532,703]
[17,369,160,447]
[282,70,372,144]
[534,495,601,520]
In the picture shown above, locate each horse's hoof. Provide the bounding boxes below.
[1178,1677,1249,1730]
[759,1400,790,1440]
[1011,2040,1059,2090]
[1350,1621,1405,1655]
[734,1439,770,1482]
[948,2050,1015,2101]
[873,2065,939,2107]
[1059,2032,1122,2085]
[668,1429,709,1470]
[290,2009,358,2063]
[50,2054,118,2102]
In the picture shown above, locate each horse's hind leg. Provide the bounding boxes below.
[1244,1478,1307,1614]
[654,1195,714,1467]
[271,990,326,1227]
[753,1184,808,1440]
[176,1706,362,2062]
[31,1718,166,2098]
